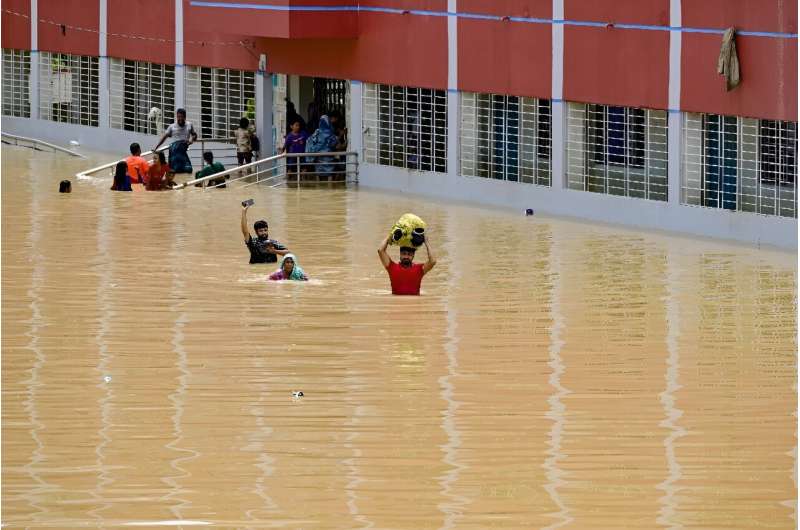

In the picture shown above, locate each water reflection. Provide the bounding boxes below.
[1,148,796,528]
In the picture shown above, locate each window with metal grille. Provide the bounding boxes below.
[109,58,175,134]
[682,113,797,218]
[363,83,447,173]
[461,92,551,185]
[2,49,30,118]
[185,65,255,139]
[39,52,99,126]
[272,73,287,149]
[567,103,668,200]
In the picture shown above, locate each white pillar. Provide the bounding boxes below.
[29,0,39,120]
[349,80,363,157]
[174,0,185,111]
[550,0,565,189]
[667,0,682,205]
[98,0,109,126]
[446,0,459,177]
[255,54,274,155]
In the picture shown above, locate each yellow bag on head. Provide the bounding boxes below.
[389,213,426,248]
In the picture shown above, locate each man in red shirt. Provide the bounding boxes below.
[378,234,436,295]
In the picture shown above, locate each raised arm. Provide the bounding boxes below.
[422,236,436,275]
[154,129,170,151]
[378,234,392,269]
[241,204,251,241]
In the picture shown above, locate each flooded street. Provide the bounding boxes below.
[2,146,797,528]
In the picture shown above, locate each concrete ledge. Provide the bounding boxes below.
[359,163,798,250]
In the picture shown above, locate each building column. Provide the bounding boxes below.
[174,0,185,111]
[446,0,459,177]
[255,54,274,155]
[29,0,39,120]
[550,0,565,189]
[667,0,683,205]
[98,0,109,126]
[349,80,363,158]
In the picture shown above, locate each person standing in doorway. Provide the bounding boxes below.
[377,234,436,295]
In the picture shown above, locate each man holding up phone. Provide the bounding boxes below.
[241,200,289,264]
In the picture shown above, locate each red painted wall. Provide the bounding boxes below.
[2,0,30,50]
[681,35,797,121]
[563,1,670,109]
[108,0,175,65]
[183,0,261,70]
[681,0,797,121]
[38,0,99,57]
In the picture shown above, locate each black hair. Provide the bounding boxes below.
[111,161,129,190]
[176,108,187,116]
[239,117,249,129]
[157,150,167,165]
[202,151,214,163]
[129,142,141,155]
[59,180,71,193]
[290,118,303,127]
[254,220,268,231]
[399,246,416,253]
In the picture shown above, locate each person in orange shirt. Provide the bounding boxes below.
[125,143,151,187]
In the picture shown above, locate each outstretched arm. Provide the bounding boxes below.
[378,234,391,269]
[422,236,436,275]
[154,130,169,151]
[241,204,251,241]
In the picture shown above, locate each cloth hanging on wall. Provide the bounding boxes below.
[717,27,741,91]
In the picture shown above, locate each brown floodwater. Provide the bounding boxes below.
[2,145,797,528]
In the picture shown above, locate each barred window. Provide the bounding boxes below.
[567,103,668,201]
[39,52,98,126]
[185,65,255,138]
[2,49,30,118]
[110,58,175,134]
[683,113,797,218]
[363,83,447,173]
[460,92,551,185]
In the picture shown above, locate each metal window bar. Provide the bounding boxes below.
[193,66,256,139]
[566,102,668,201]
[109,58,175,134]
[362,83,447,173]
[39,52,99,126]
[682,113,797,218]
[272,73,287,148]
[460,92,552,186]
[2,49,31,118]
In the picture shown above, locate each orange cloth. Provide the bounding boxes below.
[125,155,151,184]
[146,163,171,190]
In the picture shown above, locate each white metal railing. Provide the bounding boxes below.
[363,83,448,173]
[567,102,668,201]
[184,151,359,189]
[461,92,551,186]
[682,112,797,218]
[39,52,99,127]
[2,132,87,158]
[2,48,31,118]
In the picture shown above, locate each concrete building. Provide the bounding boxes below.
[1,0,797,247]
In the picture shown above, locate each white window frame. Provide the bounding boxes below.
[109,58,175,135]
[2,48,31,118]
[567,102,668,201]
[460,92,551,185]
[38,52,99,127]
[682,112,797,218]
[363,83,448,173]
[185,65,256,139]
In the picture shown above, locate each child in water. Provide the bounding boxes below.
[268,253,308,281]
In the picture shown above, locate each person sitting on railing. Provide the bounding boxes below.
[125,143,150,189]
[305,115,338,180]
[194,151,228,188]
[146,151,172,191]
[153,108,197,174]
[268,253,308,281]
[235,117,256,166]
[110,161,132,192]
[241,202,289,264]
[280,118,308,177]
